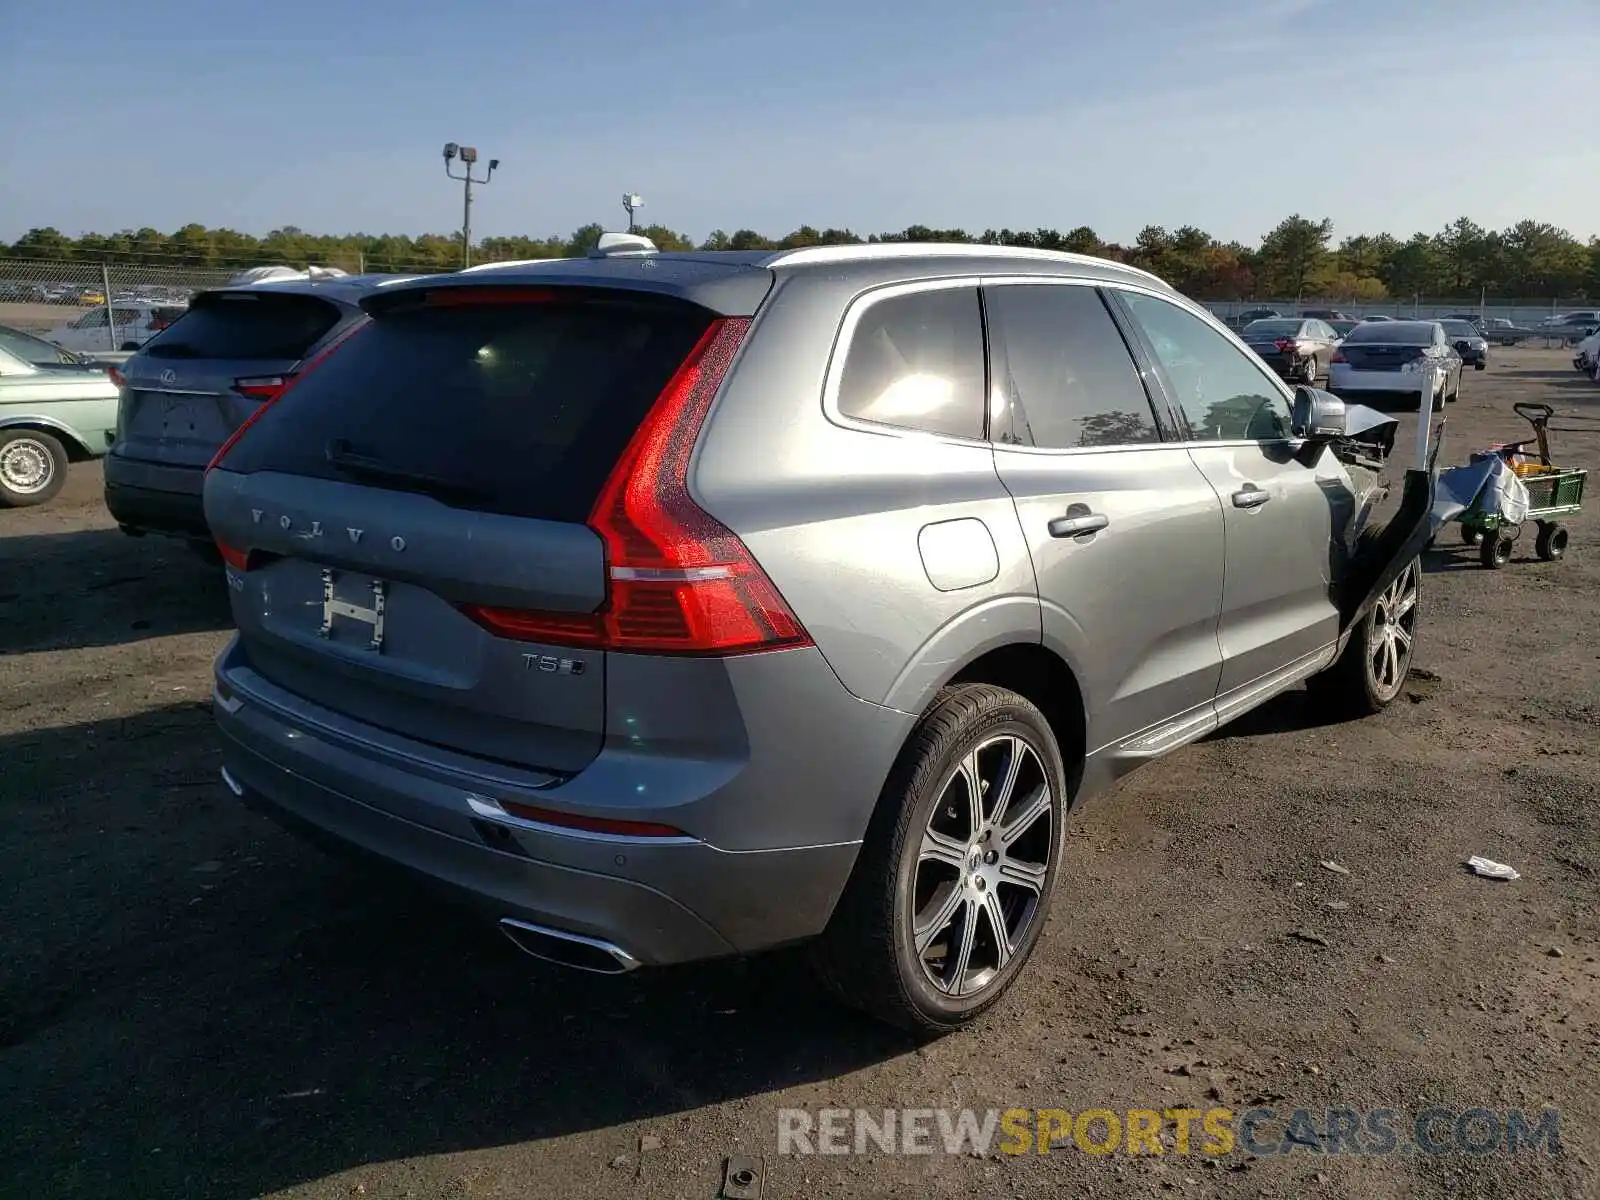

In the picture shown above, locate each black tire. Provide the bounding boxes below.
[0,428,69,508]
[1480,533,1512,569]
[1307,556,1421,719]
[1473,361,1486,371]
[1459,525,1484,547]
[811,684,1067,1034]
[1301,357,1319,384]
[1535,523,1568,562]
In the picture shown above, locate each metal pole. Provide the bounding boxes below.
[462,174,473,269]
[1415,364,1435,473]
[99,263,118,351]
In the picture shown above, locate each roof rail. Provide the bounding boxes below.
[760,242,1165,285]
[589,232,658,258]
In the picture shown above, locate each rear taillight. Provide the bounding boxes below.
[1332,350,1347,363]
[215,540,249,570]
[206,321,369,475]
[461,317,813,657]
[108,367,126,388]
[232,375,291,403]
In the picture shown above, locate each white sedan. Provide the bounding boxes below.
[44,302,187,353]
[1328,319,1464,411]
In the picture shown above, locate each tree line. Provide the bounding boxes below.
[7,215,1597,301]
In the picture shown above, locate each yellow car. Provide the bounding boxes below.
[79,290,105,305]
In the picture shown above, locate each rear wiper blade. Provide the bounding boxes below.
[324,439,491,504]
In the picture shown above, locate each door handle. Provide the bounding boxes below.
[1048,511,1110,538]
[1231,485,1271,509]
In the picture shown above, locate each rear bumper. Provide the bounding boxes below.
[212,636,912,966]
[103,452,208,538]
[1328,368,1437,403]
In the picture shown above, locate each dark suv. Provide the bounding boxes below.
[104,274,413,552]
[204,239,1431,1031]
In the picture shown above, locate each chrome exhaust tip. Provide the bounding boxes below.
[498,918,640,975]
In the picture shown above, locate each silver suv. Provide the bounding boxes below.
[204,240,1430,1031]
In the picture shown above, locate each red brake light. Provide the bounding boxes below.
[1332,350,1347,363]
[214,540,250,570]
[233,375,291,403]
[108,367,127,388]
[206,321,369,474]
[423,287,559,307]
[1274,338,1294,353]
[461,316,813,656]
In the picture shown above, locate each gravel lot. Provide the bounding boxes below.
[3,348,1597,1200]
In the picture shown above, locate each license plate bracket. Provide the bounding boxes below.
[319,569,387,651]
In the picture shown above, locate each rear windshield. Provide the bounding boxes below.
[1242,319,1302,336]
[1439,320,1479,336]
[143,292,341,360]
[221,291,715,524]
[1342,321,1436,344]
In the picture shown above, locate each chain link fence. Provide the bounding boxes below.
[0,258,458,351]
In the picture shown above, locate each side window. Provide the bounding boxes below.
[75,310,107,328]
[1117,291,1293,442]
[836,287,986,440]
[984,283,1160,449]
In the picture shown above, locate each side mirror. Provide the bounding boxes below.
[1292,386,1346,441]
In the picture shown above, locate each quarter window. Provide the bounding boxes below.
[984,283,1160,449]
[1117,291,1293,442]
[836,287,986,440]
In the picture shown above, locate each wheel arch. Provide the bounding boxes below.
[891,641,1089,808]
[0,416,94,462]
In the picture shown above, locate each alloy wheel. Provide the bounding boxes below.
[0,437,54,495]
[1368,561,1419,700]
[912,735,1053,998]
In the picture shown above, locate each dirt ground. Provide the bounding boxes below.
[2,347,1597,1200]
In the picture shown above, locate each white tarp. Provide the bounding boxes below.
[1431,453,1532,531]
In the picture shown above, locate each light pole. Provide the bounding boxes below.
[443,143,499,269]
[622,193,643,233]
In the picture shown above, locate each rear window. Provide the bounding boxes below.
[1342,321,1437,344]
[222,291,715,524]
[1242,319,1302,336]
[143,292,340,360]
[1439,321,1478,336]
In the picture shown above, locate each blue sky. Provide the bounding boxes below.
[1,0,1596,246]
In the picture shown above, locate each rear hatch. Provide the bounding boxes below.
[205,286,732,775]
[116,290,347,469]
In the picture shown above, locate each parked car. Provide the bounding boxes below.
[1299,308,1352,322]
[1440,312,1482,326]
[1234,306,1282,326]
[1329,320,1463,410]
[1436,319,1489,370]
[0,323,116,373]
[1479,317,1520,345]
[1574,327,1600,373]
[1360,314,1397,322]
[0,344,120,506]
[44,302,188,353]
[1239,317,1341,383]
[104,273,412,554]
[201,239,1428,1032]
